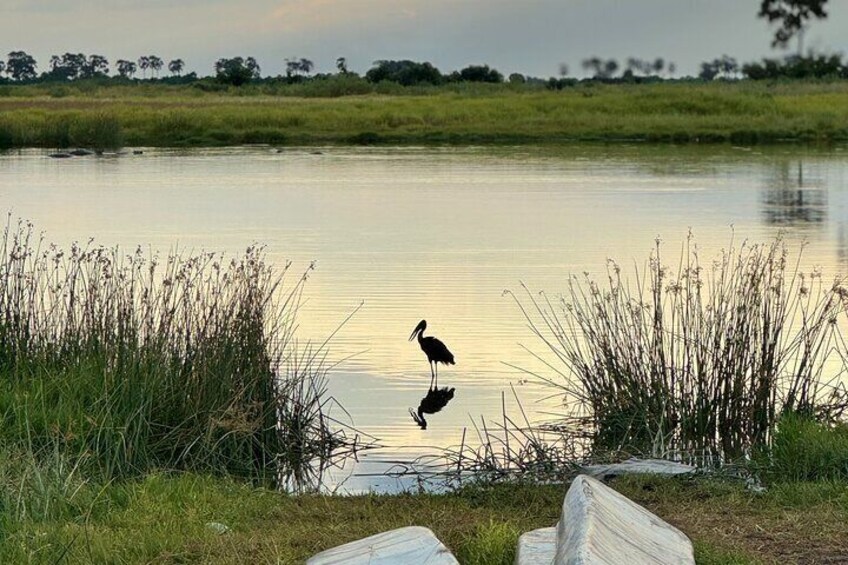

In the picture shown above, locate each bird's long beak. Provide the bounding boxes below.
[409,320,425,341]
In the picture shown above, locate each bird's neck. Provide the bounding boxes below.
[417,331,425,344]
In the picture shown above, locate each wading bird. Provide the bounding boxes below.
[409,319,455,387]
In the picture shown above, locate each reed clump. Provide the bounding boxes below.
[0,219,353,486]
[515,236,848,463]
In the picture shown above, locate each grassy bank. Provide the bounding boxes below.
[1,81,848,148]
[2,471,846,564]
[0,220,352,488]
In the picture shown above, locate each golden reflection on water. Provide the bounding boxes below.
[2,145,848,490]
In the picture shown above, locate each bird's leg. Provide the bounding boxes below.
[429,362,435,389]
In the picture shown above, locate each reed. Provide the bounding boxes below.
[0,218,354,486]
[513,235,848,463]
[391,391,580,487]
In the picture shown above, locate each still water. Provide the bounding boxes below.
[2,144,847,491]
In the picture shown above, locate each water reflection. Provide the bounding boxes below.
[761,161,827,226]
[410,386,457,430]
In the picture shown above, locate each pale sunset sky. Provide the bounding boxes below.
[3,0,847,77]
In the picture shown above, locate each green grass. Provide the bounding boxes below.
[756,413,848,482]
[2,471,846,564]
[1,81,848,148]
[0,220,349,488]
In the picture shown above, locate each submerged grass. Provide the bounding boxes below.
[1,81,848,148]
[515,235,848,463]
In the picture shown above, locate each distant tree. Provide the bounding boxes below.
[0,61,5,78]
[458,64,503,83]
[299,58,314,76]
[138,56,150,78]
[743,53,846,79]
[723,56,739,77]
[668,62,677,76]
[283,57,312,79]
[6,50,38,81]
[116,59,137,78]
[148,56,163,78]
[699,61,720,80]
[652,58,665,74]
[49,55,63,74]
[365,60,443,86]
[758,0,828,53]
[336,57,348,74]
[699,55,739,80]
[581,57,619,79]
[558,63,569,77]
[47,52,86,80]
[168,59,185,77]
[215,56,260,86]
[284,58,299,78]
[82,54,109,78]
[246,57,260,77]
[581,57,602,77]
[508,72,526,84]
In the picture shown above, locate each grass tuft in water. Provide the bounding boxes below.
[0,217,355,488]
[513,235,848,463]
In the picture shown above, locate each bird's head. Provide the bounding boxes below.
[409,319,427,341]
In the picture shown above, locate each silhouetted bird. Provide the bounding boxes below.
[409,319,455,387]
[409,386,456,430]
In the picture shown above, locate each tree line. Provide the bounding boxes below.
[0,1,836,86]
[0,52,188,82]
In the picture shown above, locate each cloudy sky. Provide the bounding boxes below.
[3,1,847,78]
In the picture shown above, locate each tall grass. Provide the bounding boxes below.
[0,218,353,487]
[1,81,848,148]
[515,236,848,463]
[758,412,848,482]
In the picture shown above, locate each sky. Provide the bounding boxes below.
[2,0,847,78]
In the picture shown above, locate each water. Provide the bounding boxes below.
[2,144,847,492]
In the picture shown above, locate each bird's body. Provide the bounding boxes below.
[409,320,455,387]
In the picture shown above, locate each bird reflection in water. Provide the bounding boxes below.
[408,319,457,428]
[410,386,456,430]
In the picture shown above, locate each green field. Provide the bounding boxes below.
[1,81,848,148]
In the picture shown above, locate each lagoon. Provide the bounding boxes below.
[2,144,847,491]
